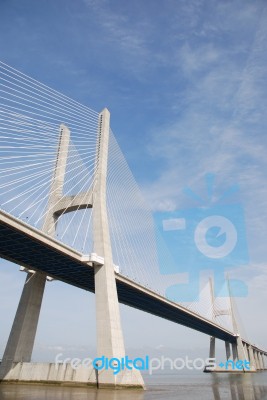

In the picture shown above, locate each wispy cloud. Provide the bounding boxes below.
[142,3,267,277]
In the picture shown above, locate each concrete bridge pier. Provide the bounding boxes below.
[209,337,216,359]
[92,109,144,388]
[236,337,247,365]
[259,352,265,370]
[225,341,231,361]
[0,124,70,380]
[253,350,260,370]
[231,341,238,363]
[262,353,266,370]
[257,351,263,370]
[0,272,46,379]
[256,352,261,370]
[258,352,263,370]
[248,345,256,371]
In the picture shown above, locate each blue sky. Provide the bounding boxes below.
[0,0,267,360]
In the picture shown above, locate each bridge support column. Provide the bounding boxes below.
[232,342,238,362]
[243,342,249,361]
[262,354,266,370]
[259,352,263,370]
[209,337,216,359]
[248,345,256,370]
[236,336,246,361]
[257,352,262,370]
[232,337,250,372]
[258,352,263,370]
[93,109,144,388]
[0,124,70,380]
[253,350,258,370]
[254,351,260,370]
[225,341,231,360]
[260,353,264,370]
[0,273,46,378]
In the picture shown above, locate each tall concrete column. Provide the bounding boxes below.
[248,346,256,370]
[258,352,262,369]
[257,352,262,370]
[243,342,249,361]
[93,109,144,388]
[262,354,266,370]
[209,337,216,359]
[232,342,238,362]
[232,338,246,363]
[260,353,264,370]
[42,124,70,235]
[262,353,265,369]
[0,272,46,375]
[225,341,231,360]
[236,336,246,362]
[254,351,260,370]
[0,125,70,378]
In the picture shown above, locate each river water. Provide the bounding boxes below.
[0,371,266,400]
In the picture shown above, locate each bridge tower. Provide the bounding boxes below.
[92,109,143,387]
[0,109,144,388]
[207,277,254,372]
[0,124,70,378]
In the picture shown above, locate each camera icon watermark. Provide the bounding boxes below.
[154,173,249,301]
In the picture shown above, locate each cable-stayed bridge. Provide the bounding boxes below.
[0,62,266,388]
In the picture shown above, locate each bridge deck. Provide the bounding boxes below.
[0,210,248,344]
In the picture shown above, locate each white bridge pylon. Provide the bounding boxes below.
[0,109,144,388]
[206,278,262,373]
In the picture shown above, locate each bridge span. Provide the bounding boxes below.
[1,208,266,357]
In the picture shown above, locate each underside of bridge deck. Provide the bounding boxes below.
[0,215,235,343]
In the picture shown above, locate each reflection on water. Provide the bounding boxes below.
[210,373,267,400]
[0,372,267,400]
[0,385,145,400]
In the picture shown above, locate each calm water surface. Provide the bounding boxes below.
[0,371,267,400]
